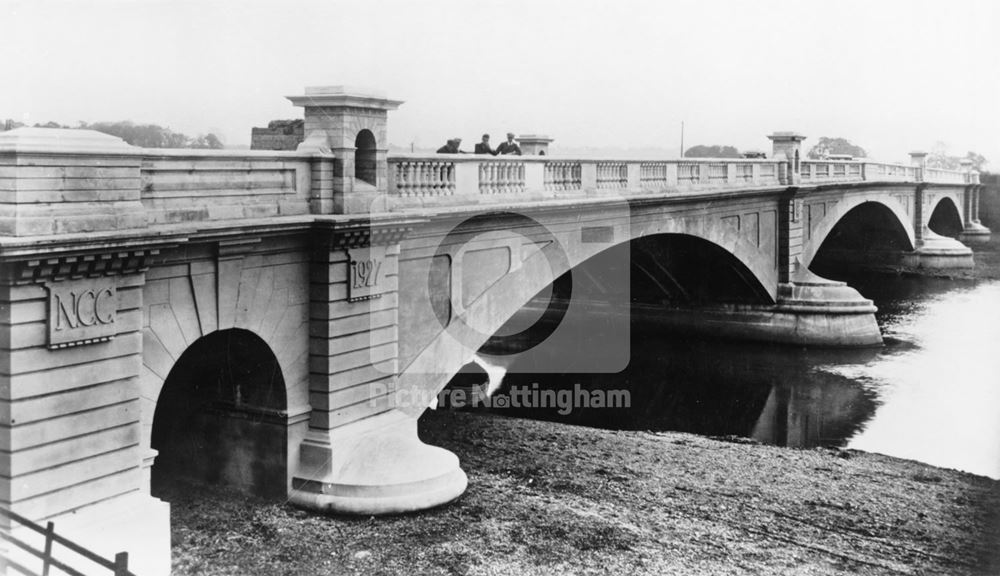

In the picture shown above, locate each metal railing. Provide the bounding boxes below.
[0,507,133,576]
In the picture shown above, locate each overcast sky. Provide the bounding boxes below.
[3,0,998,164]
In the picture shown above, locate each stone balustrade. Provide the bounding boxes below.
[390,159,457,197]
[545,161,583,191]
[0,126,981,238]
[801,160,863,183]
[596,161,628,189]
[379,153,978,209]
[862,161,921,182]
[924,167,969,185]
[479,161,526,194]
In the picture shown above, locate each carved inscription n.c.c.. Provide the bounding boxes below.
[46,278,118,349]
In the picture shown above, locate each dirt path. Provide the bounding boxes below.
[164,410,1000,575]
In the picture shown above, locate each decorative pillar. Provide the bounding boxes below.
[767,132,806,185]
[960,161,991,243]
[287,86,404,214]
[909,151,927,182]
[289,223,467,514]
[518,134,553,156]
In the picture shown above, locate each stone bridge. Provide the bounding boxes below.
[0,86,991,575]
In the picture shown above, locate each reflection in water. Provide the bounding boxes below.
[460,275,1000,479]
[835,277,1000,480]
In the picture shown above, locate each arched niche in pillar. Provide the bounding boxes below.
[355,129,377,186]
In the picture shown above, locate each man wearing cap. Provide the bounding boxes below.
[496,133,521,156]
[436,138,466,154]
[474,134,497,155]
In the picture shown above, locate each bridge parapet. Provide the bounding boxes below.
[862,161,921,182]
[139,148,316,225]
[386,154,971,209]
[385,154,789,208]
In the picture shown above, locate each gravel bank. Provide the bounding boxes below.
[164,409,1000,575]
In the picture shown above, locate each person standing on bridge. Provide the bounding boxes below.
[496,132,521,155]
[437,138,466,154]
[474,134,497,155]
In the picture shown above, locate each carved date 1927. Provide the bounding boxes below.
[347,245,388,301]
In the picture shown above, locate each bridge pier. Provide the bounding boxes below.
[771,269,882,346]
[960,185,991,244]
[287,224,467,515]
[289,410,468,514]
[904,231,976,270]
[628,268,882,347]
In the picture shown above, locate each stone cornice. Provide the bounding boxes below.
[2,249,159,284]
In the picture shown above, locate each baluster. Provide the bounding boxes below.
[433,162,444,196]
[413,162,423,196]
[428,162,437,197]
[395,163,406,196]
[423,162,432,197]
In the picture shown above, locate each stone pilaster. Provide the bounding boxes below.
[777,189,803,284]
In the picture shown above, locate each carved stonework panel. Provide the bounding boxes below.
[347,245,388,302]
[45,277,118,349]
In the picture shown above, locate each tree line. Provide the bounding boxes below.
[1,119,224,149]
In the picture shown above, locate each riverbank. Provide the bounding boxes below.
[163,409,1000,575]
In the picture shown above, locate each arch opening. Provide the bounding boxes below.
[482,233,772,355]
[927,197,963,238]
[809,201,913,277]
[355,129,377,186]
[150,328,288,499]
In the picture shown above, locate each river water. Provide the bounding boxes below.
[472,272,1000,480]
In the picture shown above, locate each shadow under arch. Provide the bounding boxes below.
[483,231,774,356]
[151,328,288,499]
[927,195,964,238]
[399,211,779,418]
[807,200,915,277]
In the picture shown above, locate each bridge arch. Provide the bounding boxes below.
[927,195,964,237]
[800,196,915,270]
[139,254,312,498]
[398,210,778,417]
[150,328,288,498]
